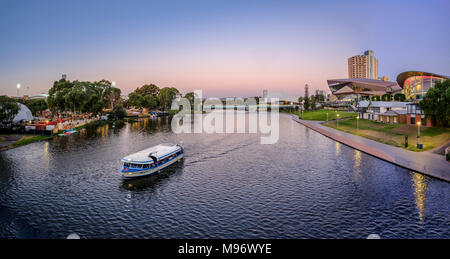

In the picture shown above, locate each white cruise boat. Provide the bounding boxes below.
[121,143,184,179]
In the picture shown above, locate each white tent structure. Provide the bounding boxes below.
[12,103,34,123]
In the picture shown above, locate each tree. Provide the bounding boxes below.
[393,93,406,102]
[24,99,48,116]
[126,92,144,107]
[47,78,74,113]
[47,78,122,116]
[106,87,121,109]
[135,84,160,97]
[65,84,86,112]
[381,94,392,101]
[158,87,180,111]
[419,79,450,126]
[310,95,317,110]
[0,96,19,124]
[109,105,127,120]
[142,95,158,109]
[184,92,199,109]
[315,94,325,102]
[82,94,103,115]
[303,97,310,111]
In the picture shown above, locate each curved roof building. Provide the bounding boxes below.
[396,71,449,100]
[327,78,402,97]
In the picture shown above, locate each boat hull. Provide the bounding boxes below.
[122,153,184,179]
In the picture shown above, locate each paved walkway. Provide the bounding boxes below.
[286,114,450,182]
[0,134,22,148]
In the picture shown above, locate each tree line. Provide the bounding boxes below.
[47,79,121,115]
[125,84,182,111]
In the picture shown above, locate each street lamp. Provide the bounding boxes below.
[16,83,21,97]
[112,81,116,87]
[417,121,422,149]
[356,115,360,133]
[336,113,340,128]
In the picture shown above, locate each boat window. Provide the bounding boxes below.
[137,164,143,169]
[124,163,130,167]
[130,164,137,168]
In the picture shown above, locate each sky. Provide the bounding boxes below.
[0,0,449,97]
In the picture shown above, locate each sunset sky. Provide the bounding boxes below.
[1,0,449,97]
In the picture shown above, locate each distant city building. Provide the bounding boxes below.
[348,50,378,79]
[265,91,300,104]
[263,89,268,98]
[304,84,309,98]
[315,90,326,97]
[62,74,67,79]
[379,76,390,81]
[27,94,49,100]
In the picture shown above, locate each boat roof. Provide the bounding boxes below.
[122,143,181,163]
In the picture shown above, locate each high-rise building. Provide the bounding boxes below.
[304,84,309,98]
[263,89,268,98]
[348,50,378,79]
[315,90,326,97]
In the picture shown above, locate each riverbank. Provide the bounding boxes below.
[323,118,450,152]
[0,134,53,152]
[0,119,117,152]
[288,114,450,182]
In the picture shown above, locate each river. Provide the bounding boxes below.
[0,114,448,238]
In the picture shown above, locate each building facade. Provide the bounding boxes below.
[396,71,449,100]
[348,50,378,79]
[327,78,401,101]
[405,103,432,127]
[358,101,408,124]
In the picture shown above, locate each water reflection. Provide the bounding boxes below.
[411,172,429,222]
[335,142,341,156]
[353,150,362,180]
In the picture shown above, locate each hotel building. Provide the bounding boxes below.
[348,50,378,80]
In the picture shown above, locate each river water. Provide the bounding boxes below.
[0,114,448,238]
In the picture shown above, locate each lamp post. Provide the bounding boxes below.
[336,113,340,128]
[111,81,117,108]
[356,115,359,133]
[16,83,21,97]
[417,121,422,149]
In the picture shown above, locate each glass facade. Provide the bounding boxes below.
[403,76,444,100]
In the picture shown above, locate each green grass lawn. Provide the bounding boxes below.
[0,136,5,143]
[11,135,50,148]
[293,110,357,121]
[324,118,450,152]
